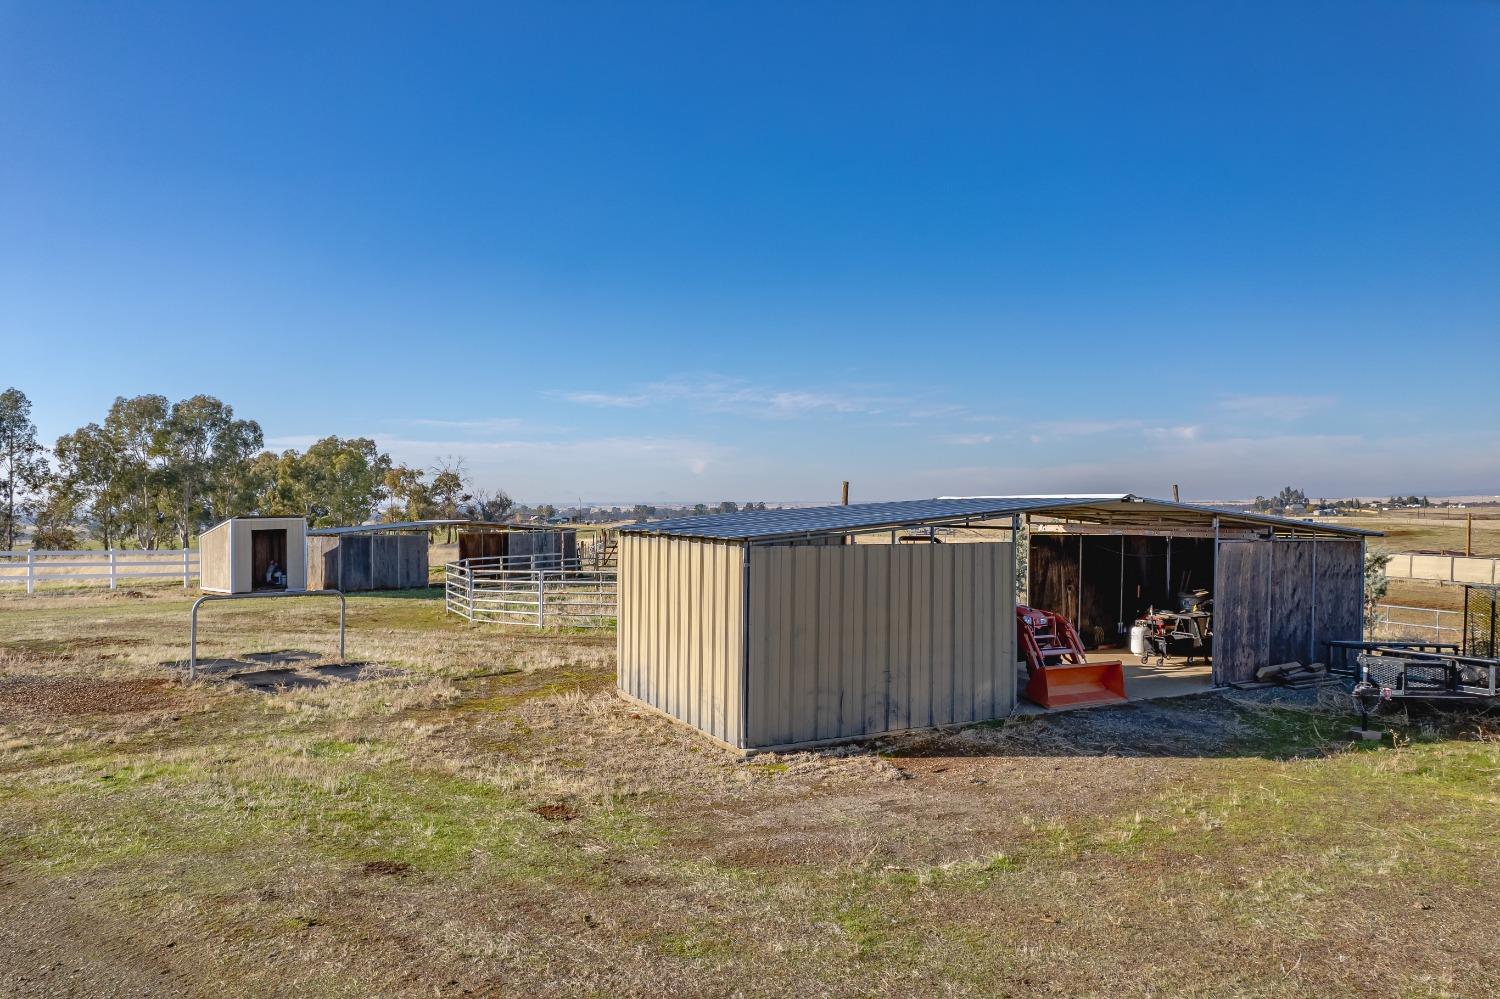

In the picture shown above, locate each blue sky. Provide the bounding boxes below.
[3,2,1497,504]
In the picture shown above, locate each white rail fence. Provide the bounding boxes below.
[444,556,616,627]
[0,548,199,593]
[1369,603,1462,644]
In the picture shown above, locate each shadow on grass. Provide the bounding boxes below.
[358,586,443,601]
[160,650,403,691]
[884,688,1373,763]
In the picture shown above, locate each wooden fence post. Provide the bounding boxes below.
[182,548,191,588]
[109,549,118,590]
[537,572,546,629]
[26,550,35,595]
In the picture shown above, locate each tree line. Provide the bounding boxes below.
[0,387,504,551]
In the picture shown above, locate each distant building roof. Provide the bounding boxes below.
[307,519,537,537]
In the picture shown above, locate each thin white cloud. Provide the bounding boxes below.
[1145,425,1201,441]
[1031,419,1143,437]
[393,416,528,433]
[1218,394,1336,421]
[940,433,994,446]
[558,391,652,408]
[553,373,1001,424]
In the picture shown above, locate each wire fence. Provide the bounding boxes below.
[1369,603,1462,645]
[0,548,199,592]
[444,556,616,627]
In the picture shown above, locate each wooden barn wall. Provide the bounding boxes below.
[1218,537,1364,683]
[307,534,428,591]
[1269,540,1313,665]
[1028,535,1078,623]
[307,536,339,590]
[339,536,373,591]
[746,542,1015,750]
[1030,535,1215,647]
[458,531,504,561]
[1215,540,1272,683]
[397,534,428,587]
[459,530,578,563]
[616,535,745,748]
[1311,539,1363,655]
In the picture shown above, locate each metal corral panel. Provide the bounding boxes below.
[617,535,746,748]
[746,542,1014,750]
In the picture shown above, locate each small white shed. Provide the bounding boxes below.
[199,517,308,594]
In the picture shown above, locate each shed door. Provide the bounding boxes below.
[1215,537,1365,685]
[1214,539,1271,684]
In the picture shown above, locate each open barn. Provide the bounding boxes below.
[617,496,1376,752]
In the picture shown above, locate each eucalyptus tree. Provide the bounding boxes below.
[153,395,263,546]
[0,388,47,550]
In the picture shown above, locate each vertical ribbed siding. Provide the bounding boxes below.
[745,542,1014,750]
[616,535,745,747]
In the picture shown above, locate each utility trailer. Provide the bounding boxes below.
[1353,647,1500,703]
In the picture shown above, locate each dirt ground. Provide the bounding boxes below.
[1,585,1497,997]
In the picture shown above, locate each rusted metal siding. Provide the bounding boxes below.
[616,534,745,747]
[745,542,1014,750]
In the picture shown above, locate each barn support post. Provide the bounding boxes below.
[1165,536,1172,602]
[1360,538,1367,641]
[740,542,752,750]
[1462,586,1471,654]
[1076,534,1083,624]
[1309,535,1318,664]
[1211,517,1220,685]
[1266,533,1275,662]
[1118,540,1125,634]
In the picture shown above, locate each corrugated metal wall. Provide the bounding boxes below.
[746,543,1014,749]
[616,534,745,747]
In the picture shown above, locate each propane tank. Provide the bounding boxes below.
[1129,623,1149,658]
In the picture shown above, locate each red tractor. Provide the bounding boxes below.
[1016,605,1127,709]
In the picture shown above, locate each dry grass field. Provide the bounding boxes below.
[1,584,1497,997]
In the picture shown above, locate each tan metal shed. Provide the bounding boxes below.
[617,500,1022,752]
[617,495,1381,752]
[199,517,308,594]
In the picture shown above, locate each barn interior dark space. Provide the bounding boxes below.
[251,528,288,591]
[1028,534,1215,650]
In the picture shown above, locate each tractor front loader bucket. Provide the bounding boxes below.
[1022,659,1128,709]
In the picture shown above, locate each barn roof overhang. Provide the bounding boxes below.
[307,519,544,537]
[617,494,1380,543]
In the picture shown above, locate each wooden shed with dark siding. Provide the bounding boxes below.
[457,527,577,565]
[618,496,1377,752]
[306,532,428,591]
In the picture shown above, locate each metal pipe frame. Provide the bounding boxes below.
[188,589,346,682]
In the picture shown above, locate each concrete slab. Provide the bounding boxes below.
[1015,651,1215,715]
